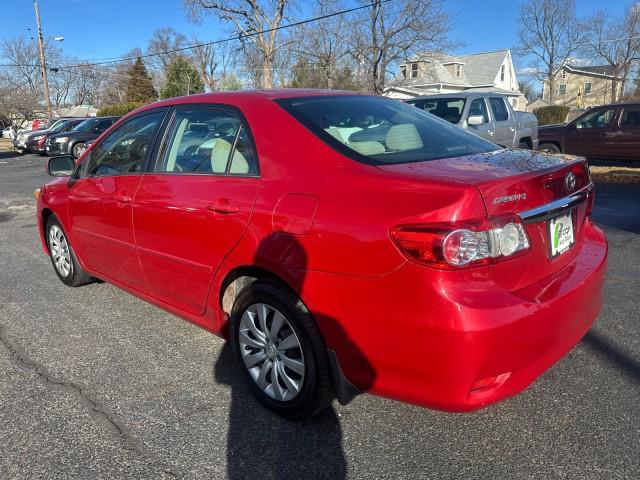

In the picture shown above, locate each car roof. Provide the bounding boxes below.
[408,92,509,101]
[144,89,367,109]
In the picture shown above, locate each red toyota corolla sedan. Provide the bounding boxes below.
[36,90,607,419]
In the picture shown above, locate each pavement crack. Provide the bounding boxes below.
[0,322,181,479]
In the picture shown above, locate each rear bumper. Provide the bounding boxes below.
[302,219,607,411]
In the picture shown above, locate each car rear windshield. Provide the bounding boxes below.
[276,96,498,165]
[406,98,466,124]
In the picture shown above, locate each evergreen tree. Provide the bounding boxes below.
[126,57,158,103]
[160,56,204,99]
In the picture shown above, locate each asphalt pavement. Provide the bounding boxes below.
[1,151,638,479]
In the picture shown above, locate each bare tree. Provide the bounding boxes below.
[348,0,453,94]
[583,4,640,102]
[517,0,582,102]
[295,3,352,90]
[190,36,218,90]
[184,0,293,89]
[146,28,188,89]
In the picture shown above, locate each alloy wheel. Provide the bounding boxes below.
[238,303,305,401]
[48,224,72,277]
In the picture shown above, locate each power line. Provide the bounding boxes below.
[48,0,394,68]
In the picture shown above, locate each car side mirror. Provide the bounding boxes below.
[468,115,486,126]
[47,155,77,177]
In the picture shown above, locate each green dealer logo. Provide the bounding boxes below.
[553,222,562,249]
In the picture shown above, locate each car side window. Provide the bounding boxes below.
[489,97,509,122]
[468,99,489,124]
[576,109,615,129]
[82,111,165,178]
[96,119,112,132]
[620,108,640,128]
[157,108,258,175]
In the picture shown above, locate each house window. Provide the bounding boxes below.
[455,64,462,78]
[500,65,505,82]
[584,82,592,94]
[561,69,567,79]
[411,63,418,79]
[400,65,407,79]
[559,84,567,96]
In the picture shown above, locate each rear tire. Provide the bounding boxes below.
[539,143,561,154]
[229,281,333,419]
[46,216,92,287]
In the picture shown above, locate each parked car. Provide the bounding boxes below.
[37,91,606,419]
[25,118,84,155]
[45,116,119,158]
[13,119,65,151]
[406,92,538,149]
[2,125,16,139]
[538,102,640,160]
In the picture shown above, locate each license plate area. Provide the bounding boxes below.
[547,211,575,258]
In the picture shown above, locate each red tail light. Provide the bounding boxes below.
[391,216,530,270]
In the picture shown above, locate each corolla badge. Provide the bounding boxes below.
[565,172,577,192]
[493,193,527,205]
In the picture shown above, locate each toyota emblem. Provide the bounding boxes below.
[565,172,576,192]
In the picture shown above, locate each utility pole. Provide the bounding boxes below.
[33,0,53,119]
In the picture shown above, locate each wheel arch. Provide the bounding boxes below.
[216,264,361,405]
[41,207,55,253]
[218,265,300,327]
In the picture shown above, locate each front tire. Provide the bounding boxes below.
[72,142,86,159]
[46,216,92,287]
[229,281,333,419]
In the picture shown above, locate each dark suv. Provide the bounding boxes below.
[46,117,119,158]
[25,118,84,155]
[538,102,640,161]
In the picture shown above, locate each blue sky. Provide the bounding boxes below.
[1,0,629,70]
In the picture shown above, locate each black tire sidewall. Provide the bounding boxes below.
[540,143,560,154]
[229,281,324,419]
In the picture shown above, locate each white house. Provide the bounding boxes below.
[384,49,528,111]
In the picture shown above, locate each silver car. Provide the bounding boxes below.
[406,92,538,150]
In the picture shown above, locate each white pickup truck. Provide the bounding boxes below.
[406,92,538,150]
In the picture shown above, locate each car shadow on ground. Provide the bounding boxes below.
[0,150,24,160]
[211,232,380,479]
[214,344,347,480]
[582,331,640,385]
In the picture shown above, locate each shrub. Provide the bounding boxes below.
[97,102,144,117]
[533,105,570,126]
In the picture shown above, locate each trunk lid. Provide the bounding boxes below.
[378,149,592,293]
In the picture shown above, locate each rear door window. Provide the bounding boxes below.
[156,108,259,176]
[488,97,509,122]
[619,107,640,129]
